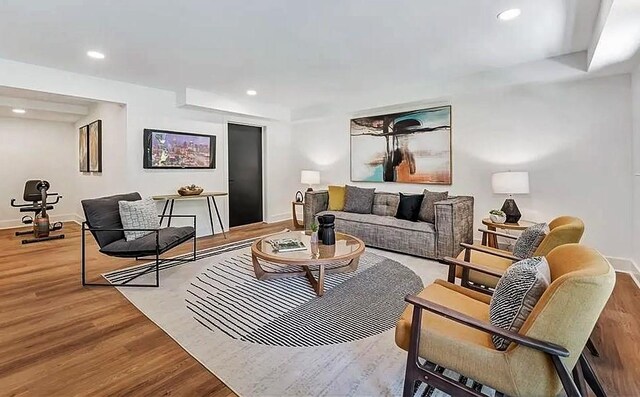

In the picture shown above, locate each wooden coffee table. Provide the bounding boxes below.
[250,231,365,296]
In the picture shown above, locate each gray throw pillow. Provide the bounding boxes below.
[417,189,448,223]
[372,193,400,217]
[489,256,551,350]
[512,223,549,258]
[343,185,376,214]
[118,198,160,241]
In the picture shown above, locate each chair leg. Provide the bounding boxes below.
[572,359,588,397]
[580,353,607,397]
[551,355,582,397]
[586,336,600,357]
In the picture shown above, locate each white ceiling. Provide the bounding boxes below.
[0,0,602,111]
[0,87,94,123]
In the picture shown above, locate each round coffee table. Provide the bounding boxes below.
[250,231,365,296]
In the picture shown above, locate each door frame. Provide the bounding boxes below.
[224,120,266,225]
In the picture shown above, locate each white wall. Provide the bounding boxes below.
[0,117,77,227]
[632,65,640,265]
[0,58,298,237]
[293,74,634,259]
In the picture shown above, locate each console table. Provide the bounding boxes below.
[152,192,227,238]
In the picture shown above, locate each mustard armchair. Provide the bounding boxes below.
[396,244,614,397]
[450,216,585,290]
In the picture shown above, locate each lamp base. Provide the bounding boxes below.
[500,198,522,223]
[306,187,313,192]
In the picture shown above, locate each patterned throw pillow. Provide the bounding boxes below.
[489,256,551,350]
[417,189,448,223]
[512,223,549,258]
[343,185,376,214]
[327,185,346,211]
[118,198,160,241]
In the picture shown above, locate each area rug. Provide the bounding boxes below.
[105,238,496,396]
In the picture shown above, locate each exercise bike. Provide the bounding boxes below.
[10,180,65,244]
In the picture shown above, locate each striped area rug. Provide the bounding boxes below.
[105,237,496,396]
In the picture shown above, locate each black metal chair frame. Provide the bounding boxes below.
[81,215,197,288]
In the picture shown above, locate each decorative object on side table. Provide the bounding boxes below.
[301,170,320,191]
[178,184,204,196]
[492,171,529,223]
[489,209,506,224]
[295,191,304,202]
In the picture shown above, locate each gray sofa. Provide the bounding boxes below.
[304,191,473,260]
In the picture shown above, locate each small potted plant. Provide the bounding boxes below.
[489,209,507,224]
[310,222,319,243]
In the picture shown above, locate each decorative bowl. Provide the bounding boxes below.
[490,213,507,224]
[178,186,204,196]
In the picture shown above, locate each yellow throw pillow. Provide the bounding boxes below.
[328,185,346,211]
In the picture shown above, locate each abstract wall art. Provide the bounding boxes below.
[350,105,452,184]
[79,125,89,172]
[79,120,102,172]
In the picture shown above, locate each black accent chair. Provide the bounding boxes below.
[81,192,196,287]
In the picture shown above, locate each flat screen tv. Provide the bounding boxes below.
[143,129,216,169]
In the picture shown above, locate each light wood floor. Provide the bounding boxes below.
[0,222,638,396]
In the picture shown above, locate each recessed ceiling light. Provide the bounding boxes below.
[12,108,26,114]
[497,8,521,21]
[246,89,257,96]
[87,50,105,59]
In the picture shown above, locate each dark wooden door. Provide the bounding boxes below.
[228,123,263,227]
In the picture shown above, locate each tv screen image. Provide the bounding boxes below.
[144,129,216,169]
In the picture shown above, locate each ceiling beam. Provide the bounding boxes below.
[0,95,89,116]
[587,0,640,71]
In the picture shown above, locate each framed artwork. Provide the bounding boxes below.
[79,125,89,172]
[143,129,216,169]
[350,105,452,185]
[88,120,102,172]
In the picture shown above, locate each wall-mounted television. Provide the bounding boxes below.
[143,129,216,169]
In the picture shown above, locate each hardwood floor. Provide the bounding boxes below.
[0,221,638,396]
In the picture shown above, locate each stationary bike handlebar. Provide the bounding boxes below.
[10,194,62,207]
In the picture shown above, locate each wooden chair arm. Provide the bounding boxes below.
[478,228,518,240]
[443,257,505,278]
[404,294,570,357]
[460,242,522,262]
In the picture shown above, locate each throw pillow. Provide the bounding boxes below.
[372,193,400,217]
[512,223,549,258]
[395,193,424,221]
[489,256,551,350]
[118,197,160,241]
[417,189,448,223]
[343,185,376,214]
[327,185,346,211]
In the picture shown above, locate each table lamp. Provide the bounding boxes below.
[301,170,320,191]
[491,171,529,223]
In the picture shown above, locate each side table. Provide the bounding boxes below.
[481,218,535,248]
[292,201,304,230]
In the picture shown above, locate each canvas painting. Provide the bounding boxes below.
[350,105,452,184]
[79,125,89,172]
[88,120,102,172]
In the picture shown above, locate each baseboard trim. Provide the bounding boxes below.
[0,213,83,230]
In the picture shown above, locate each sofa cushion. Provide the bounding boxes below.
[343,185,375,214]
[81,192,143,248]
[395,193,424,221]
[327,185,346,211]
[489,256,551,350]
[512,223,549,258]
[119,197,160,241]
[318,211,436,234]
[100,226,195,257]
[418,189,449,223]
[372,192,400,217]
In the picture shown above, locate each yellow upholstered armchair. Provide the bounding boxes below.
[450,216,585,290]
[395,244,614,397]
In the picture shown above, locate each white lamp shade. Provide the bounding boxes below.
[301,170,320,185]
[492,172,530,194]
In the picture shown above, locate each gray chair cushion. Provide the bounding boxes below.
[99,226,195,257]
[512,223,549,258]
[489,256,550,350]
[82,192,142,247]
[372,192,400,217]
[343,185,375,214]
[418,189,448,223]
